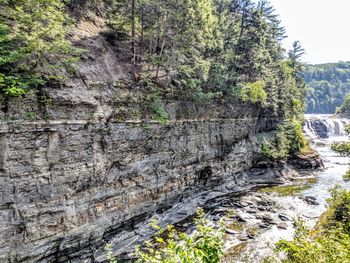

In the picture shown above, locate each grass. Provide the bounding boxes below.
[314,209,332,232]
[259,177,318,196]
[294,177,317,184]
[299,144,315,155]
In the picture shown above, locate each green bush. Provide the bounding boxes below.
[135,209,224,263]
[148,92,169,125]
[331,123,350,156]
[195,91,223,103]
[267,188,350,263]
[0,73,42,96]
[343,170,350,181]
[331,142,350,157]
[259,118,307,159]
[284,117,307,153]
[240,80,267,104]
[105,209,225,263]
[260,127,290,160]
[326,187,350,234]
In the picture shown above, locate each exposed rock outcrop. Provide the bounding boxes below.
[0,3,288,263]
[307,120,329,138]
[288,151,324,170]
[0,58,284,262]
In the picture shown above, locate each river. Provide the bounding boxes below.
[220,114,350,262]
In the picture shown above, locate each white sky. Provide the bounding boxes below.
[267,0,350,64]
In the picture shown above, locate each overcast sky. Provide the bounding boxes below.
[267,0,350,64]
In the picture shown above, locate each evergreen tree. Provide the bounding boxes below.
[0,0,78,96]
[304,62,350,114]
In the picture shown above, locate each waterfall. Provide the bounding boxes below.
[324,119,347,136]
[303,115,349,139]
[304,119,319,138]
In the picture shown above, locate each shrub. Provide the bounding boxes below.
[196,91,223,103]
[331,124,350,156]
[260,126,290,160]
[147,91,169,125]
[343,170,350,181]
[105,209,225,263]
[135,209,224,263]
[331,142,350,157]
[240,80,267,104]
[284,117,308,153]
[268,188,350,263]
[259,118,308,160]
[325,187,350,234]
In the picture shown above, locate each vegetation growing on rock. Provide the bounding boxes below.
[331,124,350,157]
[259,117,308,159]
[0,0,308,152]
[331,123,350,180]
[266,187,350,263]
[107,0,307,149]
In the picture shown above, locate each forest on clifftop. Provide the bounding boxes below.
[304,62,350,114]
[0,0,305,118]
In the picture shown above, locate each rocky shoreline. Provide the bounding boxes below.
[204,153,324,262]
[109,152,324,262]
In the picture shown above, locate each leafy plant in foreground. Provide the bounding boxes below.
[266,188,350,263]
[105,208,225,263]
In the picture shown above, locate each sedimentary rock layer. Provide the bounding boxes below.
[0,108,280,262]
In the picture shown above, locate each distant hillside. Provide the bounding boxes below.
[304,62,350,113]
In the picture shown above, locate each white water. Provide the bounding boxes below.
[304,114,349,137]
[227,114,350,262]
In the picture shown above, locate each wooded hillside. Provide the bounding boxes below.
[304,62,350,114]
[1,0,306,118]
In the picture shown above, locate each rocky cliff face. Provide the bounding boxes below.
[0,5,284,263]
[0,101,282,262]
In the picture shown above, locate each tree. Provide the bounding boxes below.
[303,62,350,114]
[0,0,79,96]
[288,41,305,67]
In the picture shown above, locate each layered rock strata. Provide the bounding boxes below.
[0,4,286,261]
[0,97,282,262]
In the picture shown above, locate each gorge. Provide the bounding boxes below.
[0,93,283,262]
[0,0,349,262]
[222,115,350,262]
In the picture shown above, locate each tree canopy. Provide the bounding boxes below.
[304,62,350,114]
[0,0,309,153]
[0,0,79,96]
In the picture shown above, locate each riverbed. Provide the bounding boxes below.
[220,114,350,262]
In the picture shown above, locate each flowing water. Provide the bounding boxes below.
[224,114,350,262]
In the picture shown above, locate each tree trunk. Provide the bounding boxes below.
[131,0,136,79]
[156,15,167,81]
[139,4,144,63]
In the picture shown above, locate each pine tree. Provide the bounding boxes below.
[0,0,79,96]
